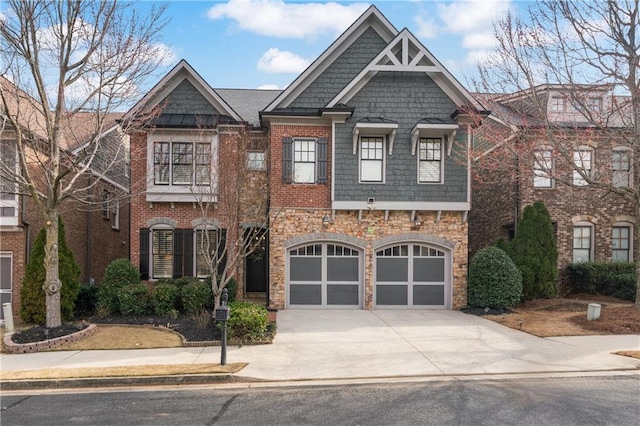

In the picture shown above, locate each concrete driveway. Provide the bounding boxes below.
[234,309,640,381]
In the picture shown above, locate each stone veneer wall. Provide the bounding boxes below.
[268,209,468,310]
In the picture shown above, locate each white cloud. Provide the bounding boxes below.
[438,0,512,34]
[414,16,438,38]
[257,48,311,74]
[465,49,492,65]
[207,0,369,38]
[462,31,499,50]
[151,43,178,67]
[257,84,281,90]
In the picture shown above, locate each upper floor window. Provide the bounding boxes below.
[0,140,18,225]
[102,191,110,219]
[612,224,632,262]
[612,149,631,188]
[587,97,603,112]
[550,96,567,112]
[573,147,592,186]
[282,137,327,184]
[154,141,211,186]
[111,199,120,230]
[573,222,593,263]
[534,149,553,188]
[418,138,442,183]
[247,151,266,171]
[360,136,385,183]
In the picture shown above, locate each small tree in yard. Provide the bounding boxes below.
[507,201,558,300]
[0,1,169,327]
[468,246,522,309]
[20,219,80,324]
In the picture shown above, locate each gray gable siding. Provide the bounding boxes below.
[334,72,468,203]
[289,27,388,108]
[162,79,222,116]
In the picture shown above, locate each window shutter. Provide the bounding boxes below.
[317,137,327,183]
[139,228,149,280]
[282,137,293,183]
[217,228,228,276]
[173,229,184,278]
[183,230,194,277]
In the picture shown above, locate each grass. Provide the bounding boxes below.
[54,325,184,350]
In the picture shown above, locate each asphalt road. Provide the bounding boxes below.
[2,376,639,425]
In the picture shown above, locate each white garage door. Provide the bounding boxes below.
[375,243,448,308]
[288,243,361,308]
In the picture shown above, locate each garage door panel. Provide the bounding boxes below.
[376,284,408,305]
[290,284,322,305]
[376,258,408,281]
[327,258,358,281]
[413,285,445,305]
[290,258,322,281]
[327,284,359,305]
[414,258,445,282]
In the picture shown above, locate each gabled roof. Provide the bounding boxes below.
[263,5,397,112]
[124,59,242,123]
[326,29,485,111]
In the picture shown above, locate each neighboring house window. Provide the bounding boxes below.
[153,141,211,186]
[587,97,603,112]
[612,224,632,262]
[246,151,266,171]
[195,229,219,278]
[573,148,592,186]
[111,200,120,230]
[612,149,631,188]
[152,228,173,279]
[0,140,18,225]
[282,137,327,184]
[418,138,442,183]
[533,149,553,188]
[102,191,110,219]
[573,223,593,262]
[550,97,566,112]
[360,136,384,183]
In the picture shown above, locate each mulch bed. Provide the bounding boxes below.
[11,323,89,344]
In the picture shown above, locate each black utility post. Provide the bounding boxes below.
[215,288,230,365]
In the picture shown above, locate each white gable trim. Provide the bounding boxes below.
[124,60,241,122]
[263,6,397,112]
[327,29,484,111]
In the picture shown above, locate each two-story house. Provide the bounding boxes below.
[261,6,487,310]
[469,84,636,288]
[0,77,130,323]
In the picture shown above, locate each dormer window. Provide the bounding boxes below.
[587,97,603,112]
[550,96,567,112]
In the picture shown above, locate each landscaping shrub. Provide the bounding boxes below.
[206,276,237,304]
[181,281,213,315]
[20,220,81,324]
[74,282,99,317]
[118,283,151,316]
[174,276,200,288]
[97,258,140,314]
[226,301,268,342]
[153,283,179,317]
[468,246,522,309]
[567,262,636,300]
[505,202,557,300]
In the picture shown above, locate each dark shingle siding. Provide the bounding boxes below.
[162,79,221,116]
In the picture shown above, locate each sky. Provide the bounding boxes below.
[152,0,517,91]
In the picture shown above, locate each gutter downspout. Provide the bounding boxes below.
[86,175,92,284]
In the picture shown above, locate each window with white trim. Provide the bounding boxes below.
[612,149,631,188]
[293,139,316,183]
[573,148,592,186]
[550,97,566,112]
[360,136,384,182]
[153,141,211,186]
[534,149,553,188]
[612,224,632,262]
[0,140,18,225]
[246,151,266,171]
[418,138,442,183]
[573,223,593,262]
[152,228,173,279]
[587,97,603,112]
[195,228,219,278]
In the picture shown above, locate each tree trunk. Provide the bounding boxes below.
[636,201,640,307]
[43,212,62,328]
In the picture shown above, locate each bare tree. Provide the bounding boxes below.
[0,0,169,327]
[471,0,640,305]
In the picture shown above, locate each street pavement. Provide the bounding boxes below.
[1,310,639,388]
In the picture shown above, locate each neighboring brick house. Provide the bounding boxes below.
[0,78,130,323]
[469,84,636,289]
[125,61,276,299]
[261,6,487,310]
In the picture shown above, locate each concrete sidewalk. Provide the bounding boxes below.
[1,310,639,388]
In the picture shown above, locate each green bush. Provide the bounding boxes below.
[118,283,151,316]
[468,246,522,309]
[153,283,179,317]
[506,202,557,300]
[74,283,99,317]
[174,276,200,288]
[97,258,140,314]
[181,281,213,315]
[567,262,636,300]
[206,276,237,304]
[20,219,81,324]
[226,301,268,342]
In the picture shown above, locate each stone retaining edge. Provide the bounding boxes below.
[3,324,97,354]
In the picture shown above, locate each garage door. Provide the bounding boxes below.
[375,244,448,308]
[0,253,12,322]
[288,243,361,308]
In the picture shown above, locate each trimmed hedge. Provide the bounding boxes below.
[97,258,140,314]
[74,283,99,317]
[181,281,213,315]
[468,246,522,309]
[153,283,179,317]
[226,301,269,342]
[118,283,151,316]
[567,262,636,301]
